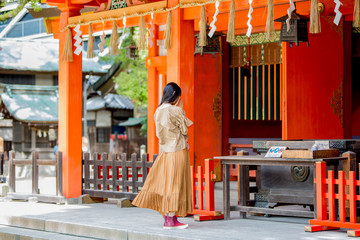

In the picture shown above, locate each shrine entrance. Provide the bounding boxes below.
[228,33,282,140]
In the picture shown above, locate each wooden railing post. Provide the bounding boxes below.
[205,159,214,211]
[338,171,346,222]
[141,154,148,184]
[131,153,137,193]
[349,171,357,223]
[102,153,108,191]
[197,165,203,210]
[316,161,327,220]
[328,171,335,221]
[111,153,117,192]
[93,153,99,190]
[32,151,39,195]
[342,151,356,217]
[56,151,63,196]
[121,153,127,192]
[9,151,15,193]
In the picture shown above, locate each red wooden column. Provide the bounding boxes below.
[221,36,230,156]
[146,25,159,158]
[166,3,195,164]
[194,54,222,168]
[58,9,83,198]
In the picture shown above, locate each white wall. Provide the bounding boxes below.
[96,110,111,127]
[87,111,96,120]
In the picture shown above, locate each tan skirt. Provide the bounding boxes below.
[132,148,193,217]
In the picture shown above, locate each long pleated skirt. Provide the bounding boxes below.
[132,148,193,217]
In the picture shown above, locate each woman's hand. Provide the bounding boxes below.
[176,98,183,108]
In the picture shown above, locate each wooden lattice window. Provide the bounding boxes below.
[230,43,282,121]
[96,127,111,143]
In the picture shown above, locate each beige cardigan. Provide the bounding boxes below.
[154,103,193,153]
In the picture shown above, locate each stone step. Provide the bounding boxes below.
[0,225,99,240]
[0,215,189,240]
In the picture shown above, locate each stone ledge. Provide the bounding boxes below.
[0,215,190,240]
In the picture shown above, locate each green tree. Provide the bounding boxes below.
[115,58,148,108]
[102,27,148,108]
[102,27,148,136]
[0,0,41,22]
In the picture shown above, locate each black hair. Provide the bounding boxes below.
[159,82,181,106]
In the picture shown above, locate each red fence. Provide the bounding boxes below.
[191,159,224,221]
[229,144,254,181]
[306,153,360,237]
[83,153,223,221]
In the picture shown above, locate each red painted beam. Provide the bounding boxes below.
[193,1,311,32]
[184,0,355,21]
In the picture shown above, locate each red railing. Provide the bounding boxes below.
[92,153,223,221]
[306,152,360,237]
[229,144,254,180]
[190,159,224,221]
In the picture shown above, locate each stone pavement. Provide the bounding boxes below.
[0,198,351,240]
[0,174,352,240]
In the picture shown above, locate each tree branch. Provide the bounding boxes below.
[0,0,35,22]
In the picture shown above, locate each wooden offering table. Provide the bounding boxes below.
[215,155,347,220]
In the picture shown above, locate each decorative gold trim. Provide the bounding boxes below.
[329,80,343,128]
[211,88,222,128]
[230,31,280,47]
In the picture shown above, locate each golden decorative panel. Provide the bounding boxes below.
[231,46,245,67]
[264,42,281,65]
[231,31,280,47]
[329,80,343,128]
[250,44,262,66]
[211,88,222,128]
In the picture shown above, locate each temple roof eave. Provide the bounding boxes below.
[42,0,357,38]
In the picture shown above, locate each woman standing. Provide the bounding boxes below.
[132,82,193,229]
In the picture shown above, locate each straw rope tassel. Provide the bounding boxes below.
[265,0,274,40]
[226,0,235,43]
[199,5,207,47]
[62,28,73,62]
[310,0,321,33]
[165,11,172,49]
[87,23,94,58]
[354,0,360,27]
[139,16,146,50]
[110,20,119,55]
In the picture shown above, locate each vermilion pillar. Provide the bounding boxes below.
[147,25,159,158]
[166,5,195,164]
[58,10,83,198]
[194,54,222,168]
